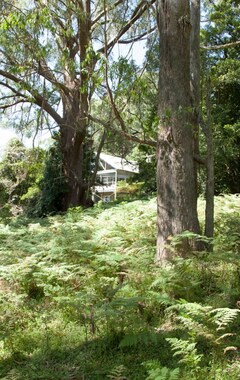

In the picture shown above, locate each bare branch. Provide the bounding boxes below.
[0,99,29,110]
[0,69,63,125]
[118,26,156,44]
[88,114,157,147]
[97,0,157,54]
[92,0,125,27]
[0,81,27,98]
[201,40,240,50]
[194,154,206,166]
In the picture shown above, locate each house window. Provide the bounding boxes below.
[101,176,115,185]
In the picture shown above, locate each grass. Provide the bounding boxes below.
[0,195,239,379]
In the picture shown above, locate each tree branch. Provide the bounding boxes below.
[0,99,29,110]
[194,154,206,165]
[91,0,125,27]
[99,0,156,148]
[97,0,157,54]
[201,40,240,50]
[88,114,157,147]
[37,59,71,95]
[0,88,27,99]
[89,129,107,187]
[0,69,63,125]
[118,27,156,44]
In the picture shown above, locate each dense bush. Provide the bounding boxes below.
[0,139,45,219]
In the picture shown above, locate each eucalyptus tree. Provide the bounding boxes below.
[156,0,240,261]
[157,0,202,261]
[0,0,156,209]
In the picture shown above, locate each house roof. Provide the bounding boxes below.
[99,152,139,174]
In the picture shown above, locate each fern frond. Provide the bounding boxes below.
[166,338,203,369]
[119,330,158,348]
[107,365,127,380]
[223,346,238,354]
[143,361,180,380]
[208,308,240,330]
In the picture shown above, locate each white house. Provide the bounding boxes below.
[93,152,139,202]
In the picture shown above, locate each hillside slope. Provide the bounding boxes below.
[0,196,239,379]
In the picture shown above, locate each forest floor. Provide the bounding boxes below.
[0,195,240,379]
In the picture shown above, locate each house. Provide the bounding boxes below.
[93,152,139,202]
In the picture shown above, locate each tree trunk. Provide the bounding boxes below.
[59,87,89,209]
[190,0,201,194]
[157,0,201,262]
[59,0,92,210]
[204,77,214,245]
[190,0,214,248]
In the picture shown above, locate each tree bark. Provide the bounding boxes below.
[157,0,201,262]
[59,0,92,209]
[204,78,214,245]
[190,0,214,248]
[190,0,201,194]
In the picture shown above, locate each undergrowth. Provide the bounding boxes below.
[0,195,239,379]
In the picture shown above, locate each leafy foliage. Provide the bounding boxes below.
[27,140,68,216]
[0,139,45,218]
[144,361,180,380]
[201,0,240,194]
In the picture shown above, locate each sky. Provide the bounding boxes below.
[0,127,18,157]
[0,123,52,157]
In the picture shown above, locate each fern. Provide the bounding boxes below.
[166,338,203,371]
[119,330,158,348]
[165,301,240,359]
[107,365,128,379]
[208,308,240,331]
[144,361,180,380]
[1,196,240,379]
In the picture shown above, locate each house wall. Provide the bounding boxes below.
[97,170,133,185]
[94,169,138,202]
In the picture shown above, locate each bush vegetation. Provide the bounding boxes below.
[0,195,239,379]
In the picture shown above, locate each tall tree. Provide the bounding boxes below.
[191,0,214,244]
[157,0,201,262]
[201,0,240,196]
[0,0,156,209]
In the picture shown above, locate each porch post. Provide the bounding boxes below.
[114,170,118,200]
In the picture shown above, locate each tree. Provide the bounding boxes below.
[201,0,240,195]
[0,0,156,209]
[191,0,214,243]
[157,0,202,262]
[0,138,44,214]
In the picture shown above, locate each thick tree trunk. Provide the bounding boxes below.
[60,88,89,209]
[157,0,201,262]
[60,128,86,209]
[59,0,92,210]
